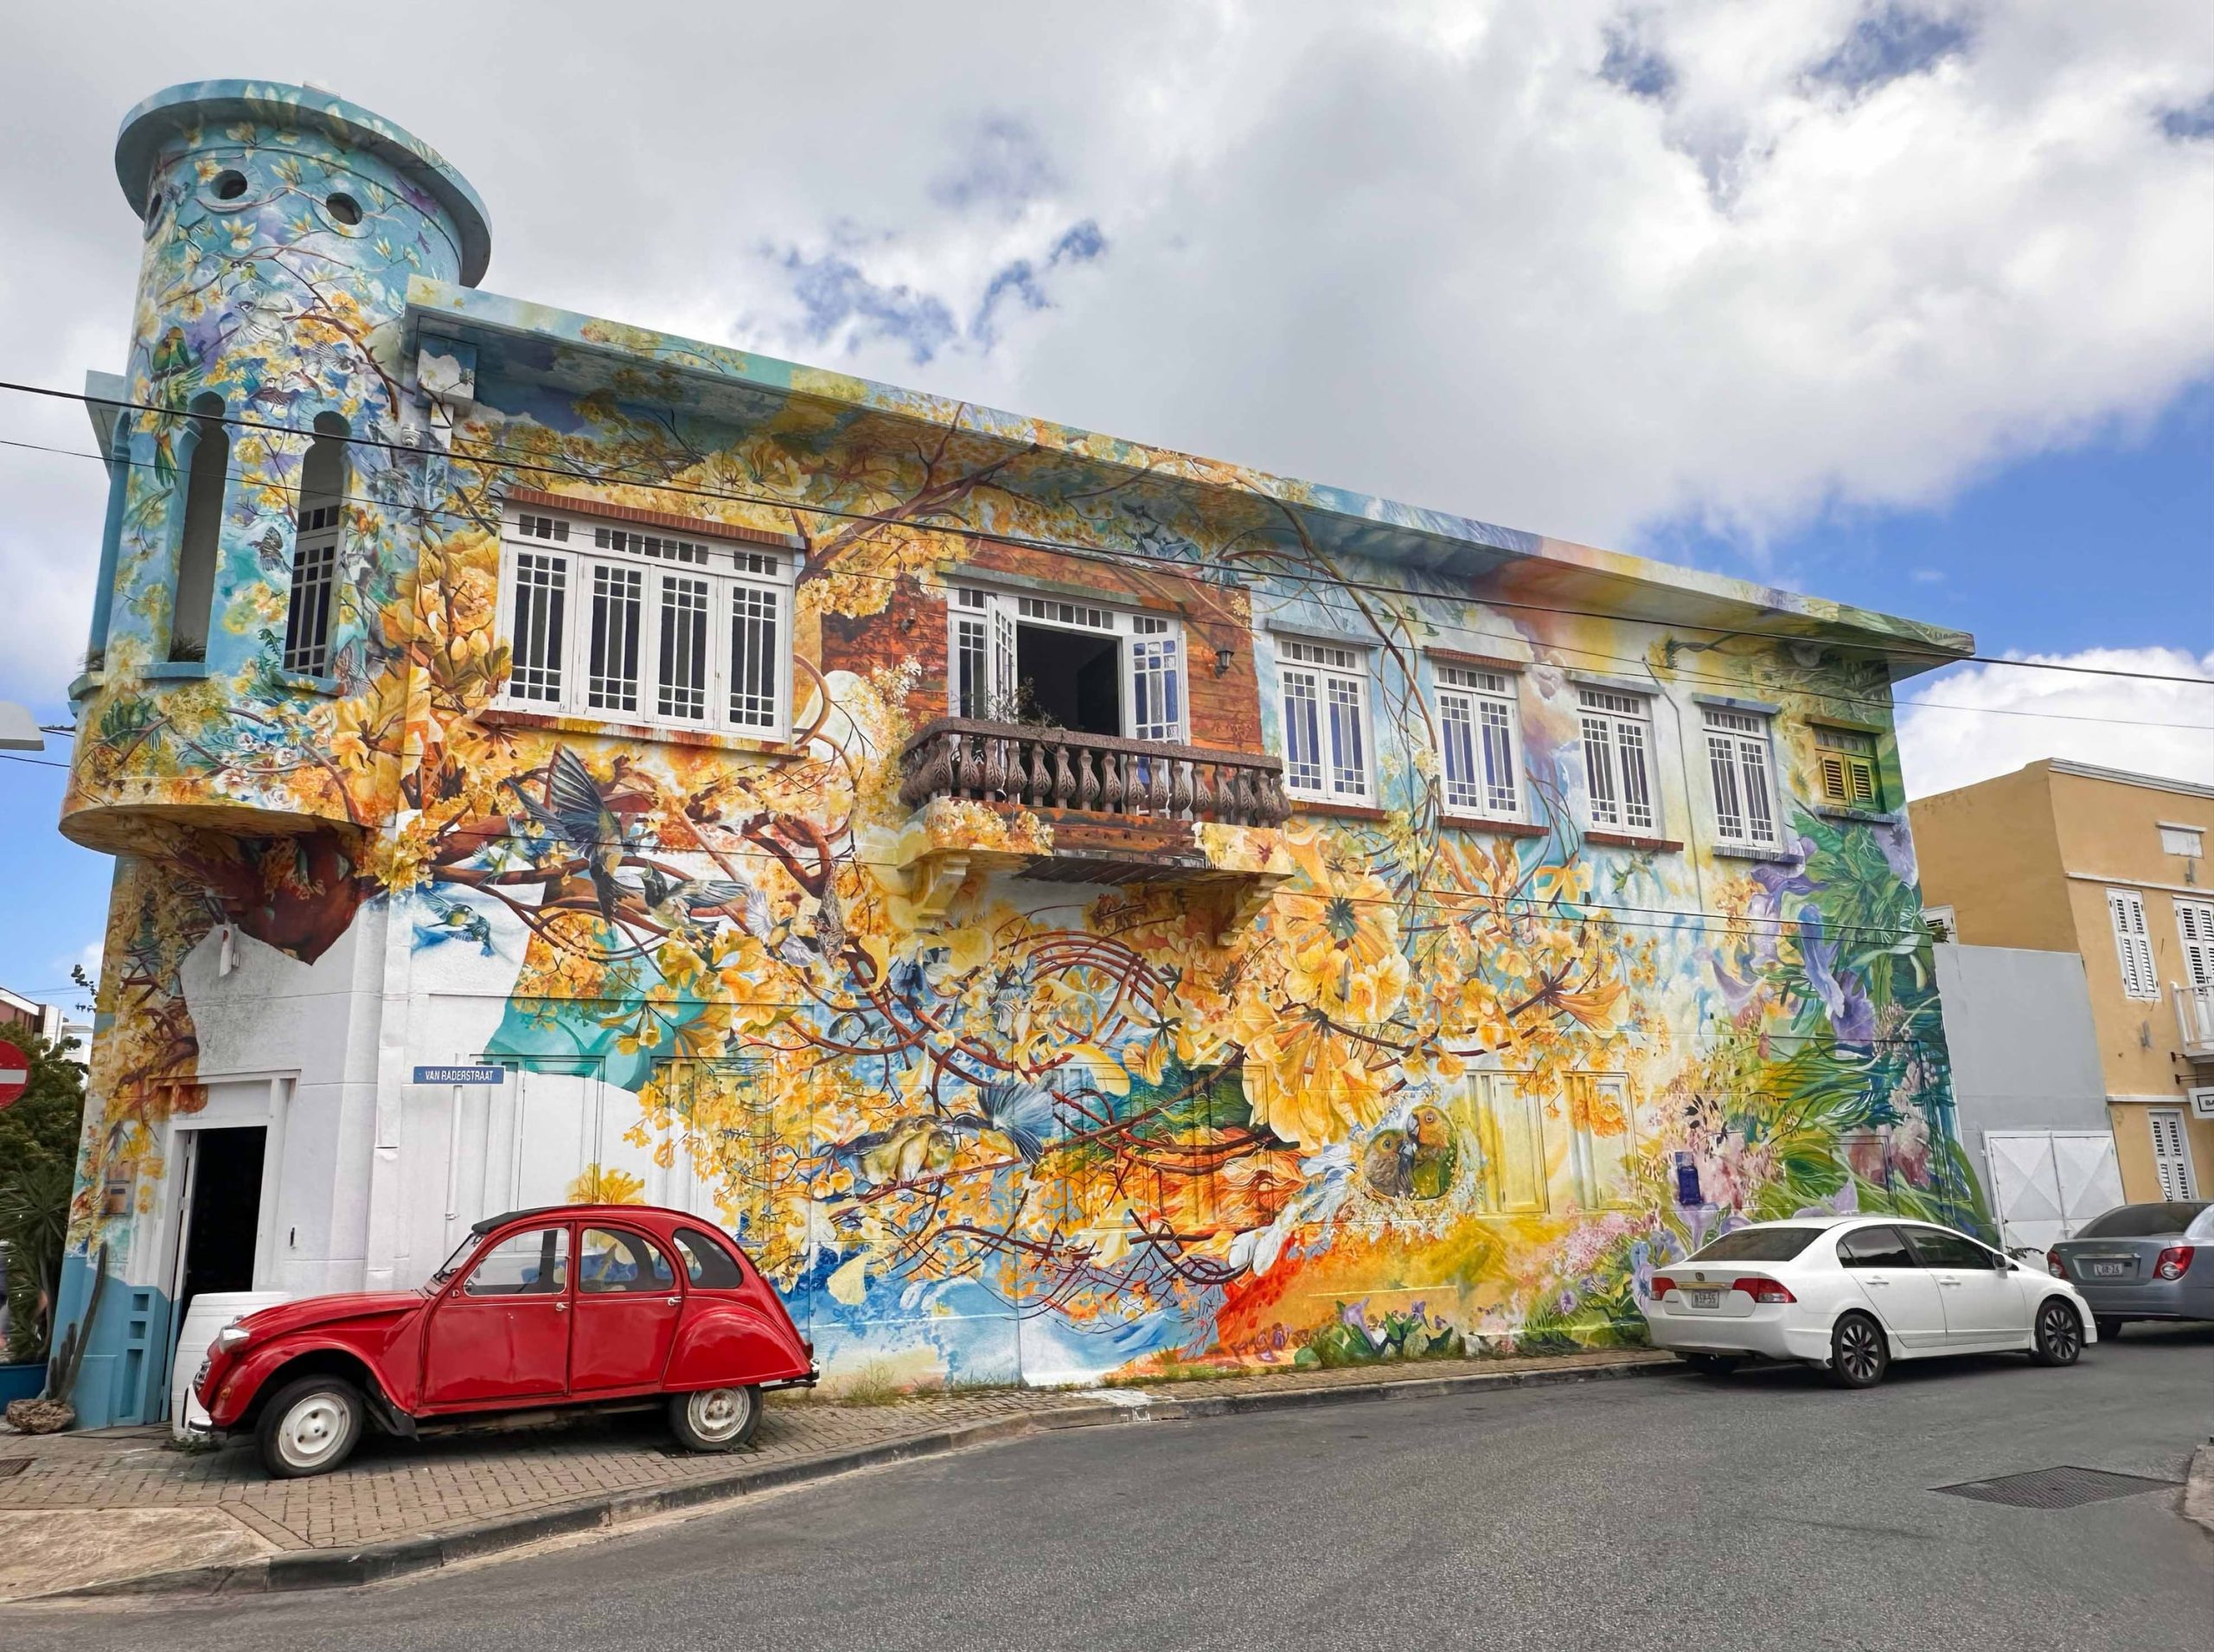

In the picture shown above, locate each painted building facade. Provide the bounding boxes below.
[54,81,1987,1425]
[1912,759,2214,1205]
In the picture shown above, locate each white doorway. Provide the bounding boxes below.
[1983,1130,2125,1254]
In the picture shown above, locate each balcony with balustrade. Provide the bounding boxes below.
[892,718,1292,924]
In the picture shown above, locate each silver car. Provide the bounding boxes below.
[2045,1201,2214,1338]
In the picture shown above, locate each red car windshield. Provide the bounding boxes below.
[429,1232,483,1284]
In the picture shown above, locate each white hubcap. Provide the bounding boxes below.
[688,1387,752,1442]
[279,1394,349,1466]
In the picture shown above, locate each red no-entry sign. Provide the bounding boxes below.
[0,1039,29,1108]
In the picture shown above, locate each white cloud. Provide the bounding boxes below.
[1898,646,2214,798]
[1,1,2211,720]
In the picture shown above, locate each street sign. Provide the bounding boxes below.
[413,1064,508,1085]
[0,1038,29,1109]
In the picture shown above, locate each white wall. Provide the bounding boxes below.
[1934,943,2109,1144]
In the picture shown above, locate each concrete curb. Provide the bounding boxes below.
[47,1356,1668,1600]
[2184,1444,2214,1540]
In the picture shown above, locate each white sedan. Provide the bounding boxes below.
[1637,1215,2096,1387]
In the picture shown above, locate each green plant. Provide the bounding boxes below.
[0,1029,85,1364]
[38,1241,108,1403]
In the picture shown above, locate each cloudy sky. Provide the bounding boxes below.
[2,1,2211,1013]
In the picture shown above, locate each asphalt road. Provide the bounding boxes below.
[9,1324,2211,1652]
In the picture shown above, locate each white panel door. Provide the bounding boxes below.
[1984,1130,2125,1255]
[2051,1132,2124,1233]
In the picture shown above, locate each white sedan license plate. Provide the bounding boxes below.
[1688,1289,1720,1309]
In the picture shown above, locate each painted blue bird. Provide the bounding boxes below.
[412,889,495,956]
[506,746,629,919]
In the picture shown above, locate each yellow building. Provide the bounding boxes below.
[1910,760,2214,1203]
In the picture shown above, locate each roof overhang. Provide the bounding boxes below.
[406,278,1974,677]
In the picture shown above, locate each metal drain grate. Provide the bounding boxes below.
[0,1459,27,1479]
[1934,1465,2178,1508]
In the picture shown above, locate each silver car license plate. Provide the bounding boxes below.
[1688,1289,1720,1309]
[2087,1262,2127,1278]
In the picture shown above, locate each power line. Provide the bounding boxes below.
[5,376,2211,688]
[3,432,2209,736]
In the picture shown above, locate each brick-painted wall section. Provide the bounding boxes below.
[830,544,1266,751]
[819,575,949,730]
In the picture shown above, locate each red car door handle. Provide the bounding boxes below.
[666,1297,681,1306]
[554,1302,568,1312]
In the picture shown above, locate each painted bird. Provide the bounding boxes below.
[506,746,629,919]
[843,1116,962,1187]
[943,1077,1060,1164]
[411,890,496,957]
[1361,1104,1459,1201]
[635,867,751,935]
[148,325,197,386]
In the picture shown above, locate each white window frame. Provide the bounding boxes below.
[2160,823,2205,860]
[1275,637,1374,805]
[1702,706,1780,848]
[283,500,341,677]
[1922,906,1957,944]
[1434,664,1522,821]
[946,585,1187,741]
[2148,1108,2198,1201]
[2107,887,2159,1002]
[2175,898,2214,993]
[494,509,796,740]
[1577,687,1659,835]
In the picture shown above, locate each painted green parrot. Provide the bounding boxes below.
[1361,1104,1459,1201]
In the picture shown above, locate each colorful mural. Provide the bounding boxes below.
[58,82,1986,1412]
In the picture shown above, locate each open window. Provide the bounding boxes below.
[282,413,347,676]
[170,392,227,663]
[495,507,797,740]
[948,586,1185,741]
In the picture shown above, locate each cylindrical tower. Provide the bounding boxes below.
[63,80,491,851]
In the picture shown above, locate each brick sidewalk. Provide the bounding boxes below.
[0,1347,1667,1599]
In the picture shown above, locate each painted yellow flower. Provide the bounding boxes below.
[566,1163,645,1204]
[1229,996,1389,1147]
[1273,831,1409,1024]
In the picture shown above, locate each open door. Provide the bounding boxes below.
[171,1125,267,1308]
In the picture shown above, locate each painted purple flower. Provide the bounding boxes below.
[1800,916,1876,1044]
[1794,1181,1860,1220]
[1557,1288,1581,1316]
[1751,848,1818,900]
[1630,1239,1654,1299]
[1340,1297,1388,1349]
